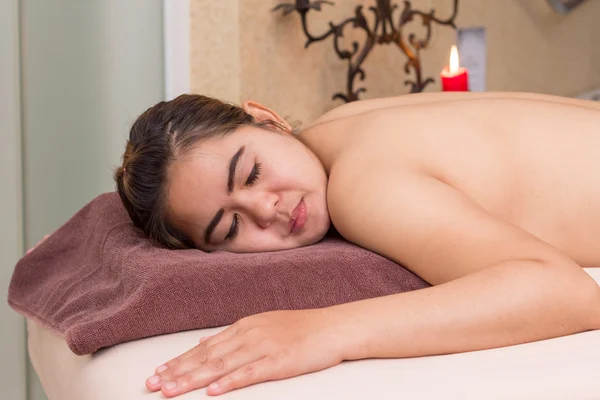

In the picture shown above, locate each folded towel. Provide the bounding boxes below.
[8,193,429,355]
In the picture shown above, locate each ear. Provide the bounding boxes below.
[242,100,293,132]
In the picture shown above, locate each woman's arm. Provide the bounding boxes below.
[328,170,600,358]
[331,259,600,360]
[307,92,600,129]
[145,171,600,398]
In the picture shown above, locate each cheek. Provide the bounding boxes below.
[238,234,287,252]
[270,150,322,187]
[248,227,284,243]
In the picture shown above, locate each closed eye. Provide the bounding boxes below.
[245,162,262,186]
[224,163,260,243]
[225,213,240,241]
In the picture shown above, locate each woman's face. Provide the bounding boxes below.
[166,125,331,252]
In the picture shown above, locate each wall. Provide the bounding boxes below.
[190,0,241,103]
[190,0,600,124]
[18,1,165,398]
[0,0,26,399]
[20,1,165,249]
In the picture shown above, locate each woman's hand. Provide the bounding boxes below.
[145,308,347,397]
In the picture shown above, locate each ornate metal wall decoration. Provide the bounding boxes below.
[273,0,459,102]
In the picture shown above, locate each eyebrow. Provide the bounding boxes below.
[204,208,224,245]
[204,145,245,244]
[228,146,245,194]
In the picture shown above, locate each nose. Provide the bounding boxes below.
[238,190,279,229]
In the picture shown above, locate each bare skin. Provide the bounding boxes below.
[305,92,600,275]
[146,92,600,397]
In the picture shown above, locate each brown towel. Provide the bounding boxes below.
[8,193,429,355]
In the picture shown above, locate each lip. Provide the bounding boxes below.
[289,198,307,235]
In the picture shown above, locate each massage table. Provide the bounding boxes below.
[28,268,600,399]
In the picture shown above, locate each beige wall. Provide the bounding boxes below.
[191,0,600,124]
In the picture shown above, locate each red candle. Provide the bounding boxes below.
[441,45,469,92]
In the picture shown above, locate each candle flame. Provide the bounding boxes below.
[449,45,459,74]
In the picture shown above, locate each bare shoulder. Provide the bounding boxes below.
[327,160,573,285]
[307,92,600,129]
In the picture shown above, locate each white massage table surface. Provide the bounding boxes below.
[28,269,600,400]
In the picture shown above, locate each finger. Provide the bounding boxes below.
[202,325,237,347]
[160,348,263,398]
[155,345,203,373]
[206,357,277,396]
[153,326,236,375]
[146,337,242,391]
[147,344,210,391]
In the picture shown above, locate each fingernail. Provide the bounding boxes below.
[156,365,168,373]
[164,381,177,390]
[148,375,160,385]
[209,382,220,391]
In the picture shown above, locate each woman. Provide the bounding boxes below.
[115,92,600,397]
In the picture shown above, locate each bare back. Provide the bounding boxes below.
[300,94,600,282]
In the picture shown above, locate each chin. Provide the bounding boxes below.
[283,222,330,250]
[305,216,331,246]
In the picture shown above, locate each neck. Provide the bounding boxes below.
[296,121,347,175]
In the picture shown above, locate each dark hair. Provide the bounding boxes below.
[114,94,291,249]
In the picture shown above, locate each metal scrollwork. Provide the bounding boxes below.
[273,0,459,102]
